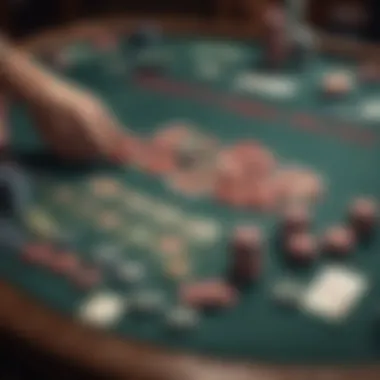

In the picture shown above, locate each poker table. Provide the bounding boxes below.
[1,16,380,380]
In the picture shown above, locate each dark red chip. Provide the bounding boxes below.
[180,280,238,308]
[322,226,356,256]
[348,197,378,236]
[49,252,79,275]
[21,243,54,266]
[281,204,311,233]
[285,232,318,262]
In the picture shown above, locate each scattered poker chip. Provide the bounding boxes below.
[48,251,79,275]
[322,226,356,256]
[166,305,200,330]
[153,123,193,151]
[275,167,324,205]
[285,232,318,263]
[348,197,378,237]
[323,72,354,96]
[280,203,311,234]
[232,141,277,178]
[247,179,279,211]
[21,243,55,266]
[168,171,214,198]
[79,292,125,327]
[234,225,263,250]
[133,290,166,313]
[179,280,238,309]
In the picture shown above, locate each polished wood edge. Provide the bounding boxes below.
[1,15,379,380]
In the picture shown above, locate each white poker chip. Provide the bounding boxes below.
[186,218,221,245]
[133,290,166,313]
[79,292,125,328]
[117,261,145,284]
[166,306,200,329]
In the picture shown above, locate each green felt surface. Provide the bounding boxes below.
[1,34,380,363]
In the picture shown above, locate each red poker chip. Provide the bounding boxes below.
[180,280,237,308]
[232,142,276,178]
[49,252,79,275]
[21,243,55,266]
[153,124,192,151]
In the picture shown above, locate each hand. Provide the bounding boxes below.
[0,36,125,160]
[28,85,125,161]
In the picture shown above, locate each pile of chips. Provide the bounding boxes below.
[214,141,324,211]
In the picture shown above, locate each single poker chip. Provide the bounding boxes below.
[153,123,192,150]
[322,226,356,256]
[179,280,237,309]
[285,232,318,262]
[49,251,79,275]
[280,203,311,233]
[234,225,263,250]
[275,167,324,205]
[21,243,54,266]
[231,141,277,178]
[166,306,200,330]
[348,197,378,236]
[247,180,279,211]
[323,72,354,96]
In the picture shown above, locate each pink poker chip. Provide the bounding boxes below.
[22,243,55,266]
[180,280,237,308]
[49,252,79,275]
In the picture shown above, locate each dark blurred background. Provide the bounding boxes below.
[0,0,379,41]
